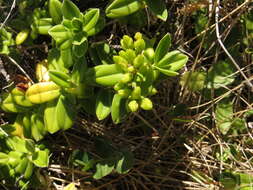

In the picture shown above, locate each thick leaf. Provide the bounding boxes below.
[15,157,29,174]
[32,149,49,167]
[36,18,53,35]
[0,92,29,113]
[49,70,73,88]
[71,18,83,32]
[48,48,67,72]
[153,65,178,76]
[31,114,47,141]
[72,32,87,46]
[0,153,9,164]
[93,159,115,179]
[36,59,50,82]
[62,0,81,20]
[26,82,61,104]
[61,48,73,68]
[144,0,168,21]
[206,61,235,89]
[15,29,29,45]
[83,9,100,32]
[96,73,124,87]
[56,95,75,130]
[71,57,87,83]
[96,89,113,120]
[155,50,188,71]
[6,136,35,153]
[115,150,134,174]
[11,88,34,107]
[48,25,73,50]
[154,33,171,63]
[86,17,105,37]
[44,99,60,134]
[73,41,88,58]
[111,94,126,124]
[106,0,143,18]
[24,161,34,179]
[49,0,63,24]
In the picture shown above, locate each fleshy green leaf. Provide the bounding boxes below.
[86,17,105,37]
[49,0,63,24]
[106,0,143,18]
[155,50,188,71]
[73,41,88,58]
[49,70,73,88]
[32,149,49,167]
[56,95,76,130]
[48,25,73,49]
[83,8,100,32]
[93,159,115,179]
[62,0,81,20]
[61,48,74,68]
[0,153,9,164]
[154,33,171,63]
[36,18,53,35]
[111,94,126,124]
[44,99,60,134]
[96,89,113,120]
[26,82,61,104]
[115,150,134,174]
[153,65,178,76]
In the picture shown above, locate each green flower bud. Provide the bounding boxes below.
[134,39,145,54]
[133,54,145,68]
[113,55,128,71]
[114,82,125,91]
[150,87,158,95]
[118,89,131,98]
[140,98,153,110]
[121,35,134,50]
[143,48,155,62]
[134,32,143,40]
[127,66,135,72]
[121,73,133,83]
[125,49,136,63]
[119,50,128,60]
[131,86,141,99]
[128,100,139,112]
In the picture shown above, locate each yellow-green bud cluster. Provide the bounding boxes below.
[112,33,157,112]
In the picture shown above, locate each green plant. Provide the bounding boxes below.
[89,33,188,123]
[0,134,49,189]
[69,137,134,179]
[106,0,168,21]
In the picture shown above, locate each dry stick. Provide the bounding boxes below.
[0,57,10,82]
[215,0,253,90]
[183,0,250,46]
[2,55,34,84]
[0,0,16,29]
